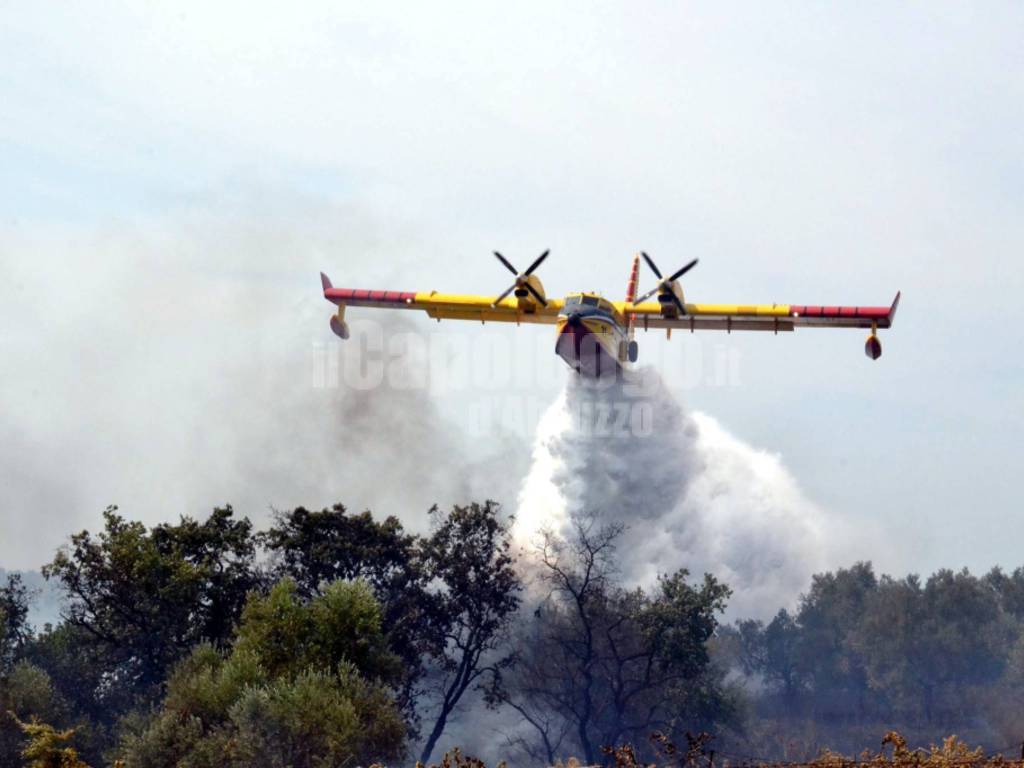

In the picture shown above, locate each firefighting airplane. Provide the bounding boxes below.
[320,252,900,377]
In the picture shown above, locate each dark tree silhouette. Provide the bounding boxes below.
[42,506,259,711]
[494,516,734,765]
[0,573,31,671]
[416,502,521,764]
[262,504,428,721]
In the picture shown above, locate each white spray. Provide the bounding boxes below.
[513,366,829,620]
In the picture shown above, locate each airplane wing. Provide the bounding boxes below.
[320,273,564,331]
[622,291,901,333]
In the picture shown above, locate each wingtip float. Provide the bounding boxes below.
[320,252,900,376]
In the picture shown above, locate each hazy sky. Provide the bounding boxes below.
[2,2,1022,577]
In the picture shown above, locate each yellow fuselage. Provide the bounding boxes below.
[554,294,629,376]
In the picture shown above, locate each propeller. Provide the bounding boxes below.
[492,249,550,306]
[634,252,698,314]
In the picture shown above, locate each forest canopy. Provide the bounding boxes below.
[3,504,1024,767]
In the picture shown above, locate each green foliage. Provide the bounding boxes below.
[735,609,806,708]
[41,506,260,719]
[416,502,522,763]
[116,578,406,768]
[852,568,1014,722]
[796,561,877,716]
[722,561,1024,759]
[262,504,427,713]
[14,717,91,768]
[160,644,262,723]
[233,578,401,683]
[23,622,118,748]
[28,500,1024,765]
[1,662,65,766]
[1,573,32,671]
[227,665,404,768]
[643,570,731,678]
[984,566,1024,619]
[262,505,416,598]
[120,657,404,768]
[497,518,735,765]
[265,501,524,756]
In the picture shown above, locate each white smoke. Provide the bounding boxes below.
[513,366,830,620]
[0,203,532,568]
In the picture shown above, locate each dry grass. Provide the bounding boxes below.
[411,732,1021,768]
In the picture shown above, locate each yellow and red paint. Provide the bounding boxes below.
[624,254,641,343]
[323,287,418,308]
[554,312,628,376]
[321,270,900,372]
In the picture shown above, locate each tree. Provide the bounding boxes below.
[985,566,1024,620]
[263,504,427,716]
[265,501,524,759]
[1,573,32,671]
[262,505,416,599]
[530,518,622,765]
[736,609,806,711]
[853,569,1013,724]
[231,578,401,683]
[1,663,68,766]
[639,569,736,733]
[117,578,406,768]
[14,717,91,768]
[416,502,522,764]
[496,518,735,764]
[795,562,877,720]
[42,506,259,713]
[23,623,116,744]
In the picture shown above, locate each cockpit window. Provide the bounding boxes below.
[565,296,581,306]
[582,296,599,306]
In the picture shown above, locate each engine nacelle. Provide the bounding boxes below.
[516,274,547,305]
[865,334,882,360]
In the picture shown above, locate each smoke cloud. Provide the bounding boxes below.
[513,367,830,620]
[429,366,839,762]
[0,200,528,568]
[3,205,857,763]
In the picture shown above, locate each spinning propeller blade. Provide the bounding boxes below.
[641,251,663,280]
[493,251,518,275]
[493,285,516,305]
[491,250,550,307]
[634,285,660,303]
[524,249,550,276]
[635,253,698,312]
[668,258,699,282]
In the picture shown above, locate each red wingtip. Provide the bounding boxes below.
[320,272,333,292]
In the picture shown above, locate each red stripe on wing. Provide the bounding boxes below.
[324,288,417,306]
[789,293,900,328]
[790,305,889,318]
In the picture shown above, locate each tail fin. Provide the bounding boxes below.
[625,254,640,304]
[320,272,333,292]
[625,254,641,341]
